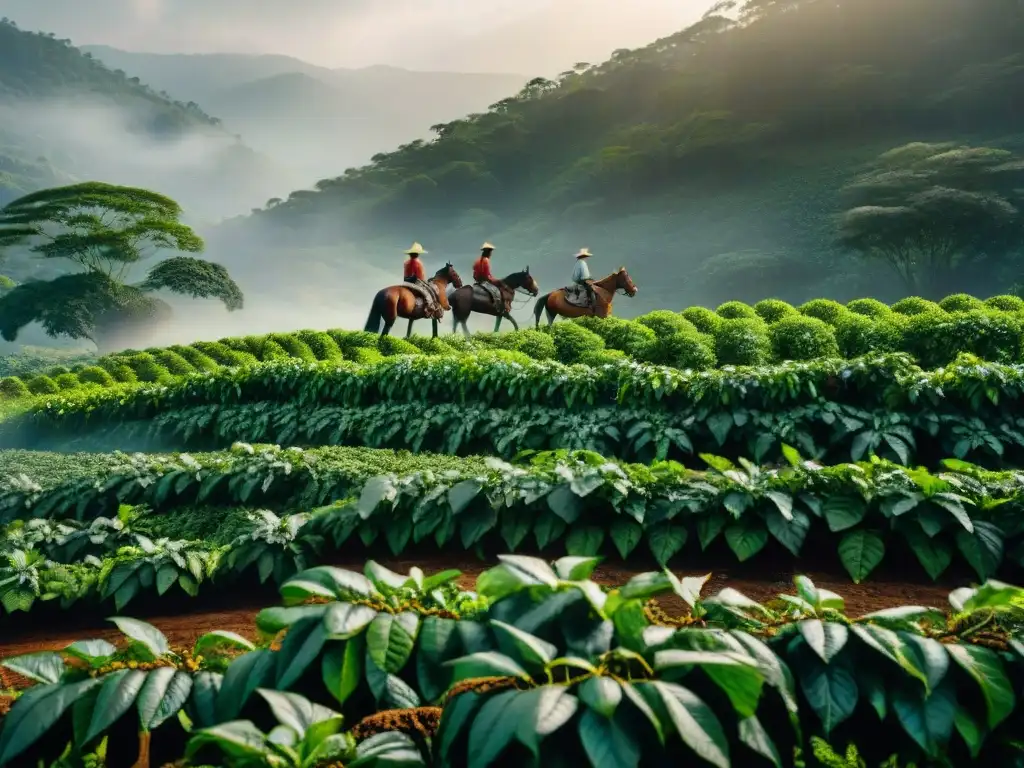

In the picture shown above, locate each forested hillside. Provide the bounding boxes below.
[221,0,1024,309]
[80,47,527,183]
[0,18,288,218]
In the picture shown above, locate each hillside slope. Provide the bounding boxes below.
[218,0,1024,311]
[80,47,527,181]
[0,20,291,218]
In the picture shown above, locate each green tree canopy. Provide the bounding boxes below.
[0,182,243,351]
[837,142,1024,297]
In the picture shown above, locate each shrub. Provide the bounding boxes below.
[681,306,723,334]
[938,293,985,313]
[405,336,457,356]
[170,346,220,373]
[270,333,318,363]
[125,353,173,383]
[799,298,849,326]
[329,330,378,359]
[97,359,138,383]
[192,341,252,367]
[574,317,654,358]
[769,315,840,361]
[77,366,115,387]
[635,310,697,337]
[478,349,534,365]
[545,323,606,364]
[0,377,29,399]
[53,373,81,390]
[151,350,196,376]
[469,333,502,349]
[985,294,1024,312]
[714,318,772,366]
[715,301,758,320]
[753,298,798,323]
[221,337,256,355]
[900,310,1024,367]
[351,347,384,365]
[377,336,423,357]
[834,314,902,358]
[25,375,59,395]
[846,298,892,318]
[46,366,70,377]
[579,348,628,367]
[246,337,291,361]
[642,330,716,370]
[891,296,943,316]
[295,330,345,362]
[501,330,557,360]
[440,334,475,354]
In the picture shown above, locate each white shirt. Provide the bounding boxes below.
[572,259,590,282]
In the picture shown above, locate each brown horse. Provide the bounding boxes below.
[533,267,638,327]
[364,263,463,338]
[450,268,540,336]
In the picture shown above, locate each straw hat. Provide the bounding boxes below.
[481,242,495,251]
[575,248,593,259]
[405,242,427,256]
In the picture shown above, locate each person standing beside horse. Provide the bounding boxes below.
[572,247,597,314]
[472,243,505,313]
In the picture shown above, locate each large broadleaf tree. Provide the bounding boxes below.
[837,142,1024,298]
[0,182,243,351]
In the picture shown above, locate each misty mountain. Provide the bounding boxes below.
[219,0,1024,315]
[81,46,528,182]
[0,19,291,218]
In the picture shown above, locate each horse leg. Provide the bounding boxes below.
[505,313,519,331]
[380,293,399,338]
[406,318,415,338]
[460,317,472,339]
[546,305,556,326]
[493,315,502,333]
[432,318,439,338]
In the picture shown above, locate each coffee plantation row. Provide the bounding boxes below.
[3,348,1017,426]
[0,443,1021,584]
[1,554,1022,767]
[3,293,1024,400]
[14,393,1023,472]
[0,502,335,616]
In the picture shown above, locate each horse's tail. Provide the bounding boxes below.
[364,290,385,332]
[534,293,550,328]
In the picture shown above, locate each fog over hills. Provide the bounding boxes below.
[81,45,529,183]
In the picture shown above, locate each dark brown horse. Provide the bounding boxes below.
[450,268,540,336]
[533,267,638,327]
[364,263,463,338]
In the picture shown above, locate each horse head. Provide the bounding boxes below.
[436,261,463,288]
[617,266,638,297]
[507,267,539,296]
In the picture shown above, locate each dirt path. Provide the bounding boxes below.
[0,555,954,683]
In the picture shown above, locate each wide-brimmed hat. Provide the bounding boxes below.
[575,248,593,259]
[405,242,427,255]
[481,242,495,251]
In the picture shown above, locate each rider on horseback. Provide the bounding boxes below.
[573,248,597,314]
[403,242,441,318]
[473,243,504,312]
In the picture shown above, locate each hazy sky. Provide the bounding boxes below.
[0,0,713,73]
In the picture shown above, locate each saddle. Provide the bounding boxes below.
[563,283,594,309]
[402,280,444,319]
[474,282,507,313]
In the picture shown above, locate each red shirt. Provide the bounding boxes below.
[473,256,493,282]
[404,257,426,281]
